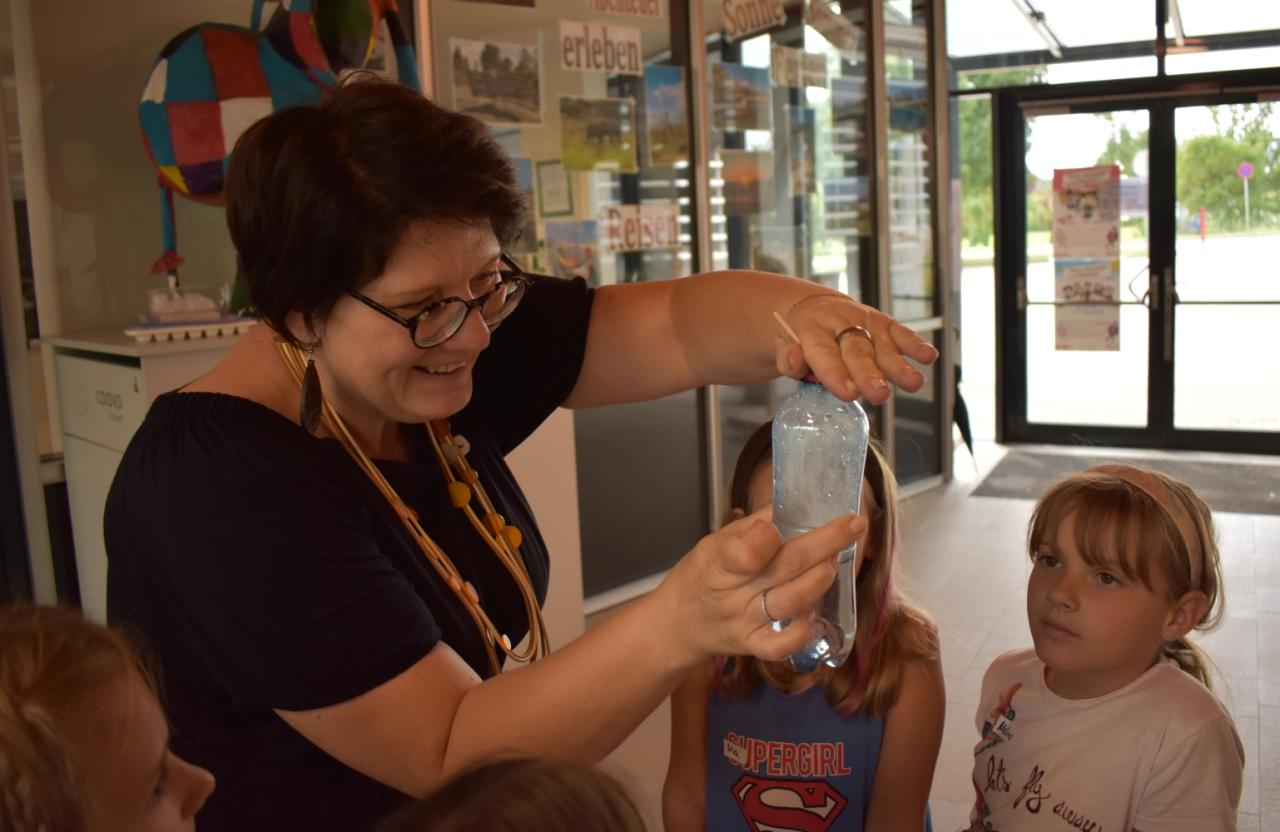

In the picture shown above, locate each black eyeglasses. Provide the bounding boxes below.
[346,254,531,349]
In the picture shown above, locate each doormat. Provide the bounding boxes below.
[972,451,1280,516]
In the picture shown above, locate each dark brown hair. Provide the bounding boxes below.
[1028,466,1224,687]
[718,421,938,718]
[225,75,528,345]
[0,604,161,832]
[377,757,647,832]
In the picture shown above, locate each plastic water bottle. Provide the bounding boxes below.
[772,382,869,672]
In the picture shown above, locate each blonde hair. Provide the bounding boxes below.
[1028,465,1224,688]
[377,757,646,832]
[0,604,158,832]
[717,422,938,718]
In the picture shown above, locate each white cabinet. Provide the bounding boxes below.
[45,331,241,620]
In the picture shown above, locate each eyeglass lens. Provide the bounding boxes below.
[413,270,526,347]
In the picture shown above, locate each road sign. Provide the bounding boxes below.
[1238,161,1255,179]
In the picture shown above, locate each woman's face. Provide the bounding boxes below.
[81,674,215,832]
[313,219,501,427]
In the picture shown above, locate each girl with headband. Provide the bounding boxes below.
[967,464,1244,831]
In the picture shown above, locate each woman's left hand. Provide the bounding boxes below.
[776,294,939,404]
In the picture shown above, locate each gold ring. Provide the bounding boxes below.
[760,589,779,624]
[835,325,873,347]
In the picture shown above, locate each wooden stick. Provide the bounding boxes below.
[771,310,800,344]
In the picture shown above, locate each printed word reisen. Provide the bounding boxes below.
[600,204,680,252]
[560,22,642,76]
[723,731,853,778]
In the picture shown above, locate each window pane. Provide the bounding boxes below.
[946,0,1054,58]
[1026,304,1149,427]
[1033,1,1153,48]
[1167,47,1280,76]
[1173,0,1280,37]
[886,0,936,322]
[1174,305,1280,432]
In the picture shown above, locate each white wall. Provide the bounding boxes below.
[25,0,247,334]
[507,407,587,649]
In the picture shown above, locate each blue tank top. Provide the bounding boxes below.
[705,679,933,831]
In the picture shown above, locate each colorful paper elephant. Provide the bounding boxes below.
[138,0,419,280]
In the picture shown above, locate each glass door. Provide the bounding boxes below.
[1020,108,1153,431]
[429,0,707,596]
[1002,95,1280,453]
[705,0,877,496]
[1171,103,1280,438]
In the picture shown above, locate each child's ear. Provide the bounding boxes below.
[1162,590,1210,642]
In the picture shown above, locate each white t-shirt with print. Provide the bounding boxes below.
[967,649,1243,832]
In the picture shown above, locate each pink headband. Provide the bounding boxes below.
[1091,464,1204,589]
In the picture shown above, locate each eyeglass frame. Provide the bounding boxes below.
[344,253,532,349]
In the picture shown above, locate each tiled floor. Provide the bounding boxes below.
[595,441,1279,830]
[908,443,1276,832]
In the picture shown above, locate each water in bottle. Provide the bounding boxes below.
[772,381,869,672]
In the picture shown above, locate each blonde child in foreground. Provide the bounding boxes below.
[378,756,646,831]
[968,464,1244,831]
[0,604,214,832]
[664,421,945,831]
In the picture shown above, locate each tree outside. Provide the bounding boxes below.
[1176,104,1279,234]
[955,68,1046,249]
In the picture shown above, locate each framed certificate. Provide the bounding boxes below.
[536,159,573,217]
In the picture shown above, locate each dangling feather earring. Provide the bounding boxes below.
[300,342,323,434]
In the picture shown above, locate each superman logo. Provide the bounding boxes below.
[732,773,848,832]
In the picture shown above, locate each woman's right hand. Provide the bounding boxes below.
[652,508,864,669]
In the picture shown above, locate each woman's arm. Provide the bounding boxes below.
[863,655,947,831]
[277,510,861,797]
[563,271,938,410]
[663,661,714,832]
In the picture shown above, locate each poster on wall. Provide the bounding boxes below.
[644,66,689,166]
[599,203,680,252]
[536,159,573,217]
[802,52,829,89]
[559,95,638,173]
[805,0,860,58]
[545,220,600,284]
[1052,164,1120,258]
[720,149,775,216]
[586,0,664,19]
[723,0,785,40]
[510,158,538,253]
[1055,258,1121,351]
[559,21,642,76]
[711,63,772,132]
[787,106,817,197]
[772,45,802,87]
[449,39,542,126]
[458,0,535,7]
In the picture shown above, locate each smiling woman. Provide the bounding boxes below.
[102,76,937,831]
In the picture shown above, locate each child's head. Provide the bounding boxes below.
[0,604,214,832]
[377,756,647,832]
[720,420,935,716]
[1026,465,1222,695]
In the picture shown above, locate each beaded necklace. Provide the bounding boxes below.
[277,341,548,674]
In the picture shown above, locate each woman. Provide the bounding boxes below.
[104,78,937,830]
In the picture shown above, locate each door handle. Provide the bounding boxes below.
[1162,266,1174,362]
[1017,275,1027,311]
